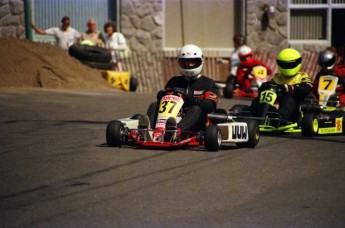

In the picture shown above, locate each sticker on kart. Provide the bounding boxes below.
[318,117,343,134]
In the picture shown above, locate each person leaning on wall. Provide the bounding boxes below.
[31,16,80,51]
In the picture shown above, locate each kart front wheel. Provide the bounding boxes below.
[205,125,222,152]
[301,113,318,137]
[106,120,125,147]
[236,119,260,148]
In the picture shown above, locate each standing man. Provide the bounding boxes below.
[80,18,105,47]
[31,16,80,51]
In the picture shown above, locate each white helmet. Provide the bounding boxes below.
[238,45,253,60]
[177,44,203,78]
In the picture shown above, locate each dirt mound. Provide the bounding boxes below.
[0,38,112,90]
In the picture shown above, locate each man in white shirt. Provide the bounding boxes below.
[31,16,80,51]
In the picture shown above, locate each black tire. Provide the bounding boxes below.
[204,125,222,152]
[69,44,111,63]
[223,76,234,98]
[301,113,319,137]
[130,77,138,92]
[106,120,125,147]
[130,114,141,119]
[236,119,260,148]
[81,61,113,70]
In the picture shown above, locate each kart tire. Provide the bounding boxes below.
[223,76,234,98]
[205,125,222,152]
[81,61,114,70]
[130,77,138,92]
[106,120,125,147]
[69,44,111,63]
[301,113,318,137]
[130,114,141,119]
[236,119,260,148]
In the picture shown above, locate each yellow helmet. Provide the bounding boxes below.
[276,48,302,77]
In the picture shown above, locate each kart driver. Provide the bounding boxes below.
[237,45,272,93]
[139,44,219,141]
[251,48,312,122]
[313,49,345,105]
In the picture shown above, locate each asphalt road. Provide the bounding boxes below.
[1,89,345,228]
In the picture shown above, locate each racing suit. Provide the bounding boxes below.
[147,75,219,132]
[237,58,272,92]
[313,69,345,105]
[251,72,312,122]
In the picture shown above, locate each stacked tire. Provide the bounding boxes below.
[69,44,113,70]
[68,44,138,91]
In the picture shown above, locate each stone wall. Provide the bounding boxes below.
[120,0,163,52]
[246,0,288,52]
[0,0,25,39]
[246,0,328,52]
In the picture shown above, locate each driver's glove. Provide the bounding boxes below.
[283,84,294,93]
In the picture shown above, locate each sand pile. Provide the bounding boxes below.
[0,38,111,90]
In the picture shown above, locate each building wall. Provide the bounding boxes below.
[120,0,163,52]
[0,0,25,38]
[246,0,289,52]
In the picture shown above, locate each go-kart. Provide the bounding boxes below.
[219,65,268,99]
[229,81,302,133]
[300,75,345,136]
[106,89,260,151]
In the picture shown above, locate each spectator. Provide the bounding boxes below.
[104,22,127,71]
[31,16,80,51]
[230,34,246,78]
[80,18,105,47]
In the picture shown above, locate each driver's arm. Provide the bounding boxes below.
[199,81,219,113]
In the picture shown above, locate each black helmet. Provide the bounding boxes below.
[318,49,336,70]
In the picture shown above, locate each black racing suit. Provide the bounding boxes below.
[147,75,219,132]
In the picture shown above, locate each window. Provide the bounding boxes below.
[289,0,345,47]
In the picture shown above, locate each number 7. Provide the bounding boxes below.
[323,79,332,90]
[168,101,177,113]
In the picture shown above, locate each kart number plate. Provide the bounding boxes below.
[260,90,277,106]
[252,65,267,80]
[158,95,184,118]
[318,75,338,106]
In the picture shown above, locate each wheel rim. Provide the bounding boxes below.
[312,118,318,133]
[254,127,260,141]
[217,130,222,146]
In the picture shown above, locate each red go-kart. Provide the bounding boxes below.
[106,89,260,151]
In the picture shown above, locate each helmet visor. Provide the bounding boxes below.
[178,58,202,69]
[277,57,302,69]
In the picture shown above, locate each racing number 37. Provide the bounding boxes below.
[159,101,177,114]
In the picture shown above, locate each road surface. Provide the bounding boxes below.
[1,89,345,227]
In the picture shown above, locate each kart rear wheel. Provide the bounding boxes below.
[106,120,125,147]
[236,119,260,148]
[301,113,318,137]
[205,125,222,152]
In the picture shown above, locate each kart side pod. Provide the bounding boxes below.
[217,122,249,143]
